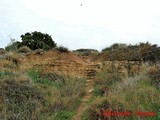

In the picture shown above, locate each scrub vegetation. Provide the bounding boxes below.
[0,32,159,119]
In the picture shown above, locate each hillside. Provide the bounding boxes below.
[0,47,159,120]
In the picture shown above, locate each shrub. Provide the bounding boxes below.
[0,48,5,54]
[147,66,160,89]
[0,79,45,120]
[5,41,20,52]
[73,49,99,56]
[5,52,21,66]
[93,68,121,96]
[56,46,69,53]
[82,98,126,120]
[18,46,32,53]
[20,31,56,50]
[34,49,44,55]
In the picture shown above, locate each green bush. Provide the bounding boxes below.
[20,31,56,50]
[5,41,20,52]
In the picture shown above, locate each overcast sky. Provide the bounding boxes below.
[0,0,160,51]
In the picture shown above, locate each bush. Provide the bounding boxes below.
[0,48,5,54]
[82,99,125,120]
[147,66,160,89]
[20,31,56,50]
[56,46,69,53]
[5,52,21,66]
[34,49,44,55]
[0,79,45,120]
[73,49,99,56]
[5,41,20,52]
[18,46,32,53]
[93,68,121,96]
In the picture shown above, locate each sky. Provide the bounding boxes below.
[0,0,160,51]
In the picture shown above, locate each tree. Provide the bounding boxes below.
[20,31,56,50]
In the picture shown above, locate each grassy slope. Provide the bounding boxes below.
[0,51,86,120]
[0,51,159,120]
[82,64,160,120]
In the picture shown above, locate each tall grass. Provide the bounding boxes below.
[0,57,86,120]
[93,67,121,97]
[83,64,160,120]
[27,68,85,119]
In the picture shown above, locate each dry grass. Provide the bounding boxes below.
[0,67,85,120]
[27,68,86,119]
[0,48,5,55]
[93,67,121,96]
[0,50,87,119]
[1,49,159,119]
[83,63,160,120]
[0,77,46,120]
[5,52,21,66]
[18,46,32,53]
[34,49,45,55]
[147,66,160,89]
[49,77,85,111]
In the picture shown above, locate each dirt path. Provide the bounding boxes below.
[71,64,98,120]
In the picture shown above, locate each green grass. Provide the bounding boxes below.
[27,69,54,85]
[0,71,15,77]
[41,111,76,120]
